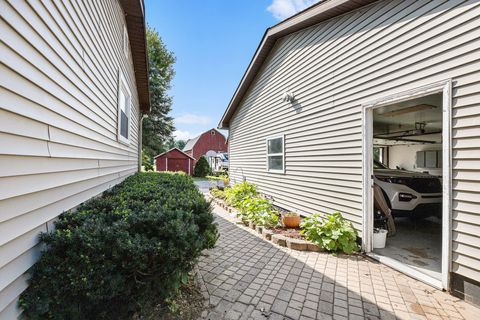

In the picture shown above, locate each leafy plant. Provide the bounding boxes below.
[255,209,279,228]
[224,181,257,207]
[206,174,229,186]
[301,212,358,254]
[193,156,212,177]
[142,150,154,171]
[210,187,226,200]
[237,196,278,228]
[20,173,218,320]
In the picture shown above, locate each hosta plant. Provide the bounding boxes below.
[210,187,226,200]
[224,181,257,207]
[301,212,358,254]
[237,196,279,228]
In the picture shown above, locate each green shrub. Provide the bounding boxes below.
[206,173,229,186]
[224,181,257,207]
[20,173,218,320]
[193,156,211,177]
[210,187,226,200]
[238,196,278,228]
[142,150,154,172]
[300,212,358,254]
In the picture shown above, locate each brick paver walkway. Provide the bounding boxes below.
[197,204,478,320]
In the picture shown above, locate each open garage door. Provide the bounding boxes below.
[362,81,452,290]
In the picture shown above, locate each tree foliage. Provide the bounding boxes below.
[142,27,176,159]
[193,156,211,177]
[165,139,187,151]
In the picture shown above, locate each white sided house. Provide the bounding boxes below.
[220,0,480,306]
[0,0,150,317]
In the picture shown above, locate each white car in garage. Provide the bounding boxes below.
[374,160,442,217]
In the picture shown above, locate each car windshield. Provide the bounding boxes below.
[373,160,388,169]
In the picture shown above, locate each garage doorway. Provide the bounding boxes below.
[362,81,452,290]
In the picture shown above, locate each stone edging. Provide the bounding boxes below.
[209,197,324,253]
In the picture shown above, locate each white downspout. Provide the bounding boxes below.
[138,114,144,172]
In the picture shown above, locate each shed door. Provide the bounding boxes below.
[167,158,189,173]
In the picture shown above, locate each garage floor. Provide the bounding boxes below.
[374,216,442,279]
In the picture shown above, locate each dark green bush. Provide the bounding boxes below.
[193,156,211,177]
[20,172,218,320]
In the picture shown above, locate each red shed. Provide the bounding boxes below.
[183,128,228,165]
[154,148,195,175]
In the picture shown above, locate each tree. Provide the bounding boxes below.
[176,139,186,150]
[164,139,187,151]
[142,26,176,160]
[194,156,212,177]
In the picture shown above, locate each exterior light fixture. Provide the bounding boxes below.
[282,91,295,103]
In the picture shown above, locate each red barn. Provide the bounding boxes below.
[154,148,195,175]
[183,129,228,164]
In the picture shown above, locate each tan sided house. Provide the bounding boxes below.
[220,0,480,306]
[0,0,149,317]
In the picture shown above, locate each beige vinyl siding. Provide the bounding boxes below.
[229,0,480,282]
[0,0,141,316]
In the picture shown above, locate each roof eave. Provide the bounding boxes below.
[218,0,378,129]
[119,0,151,113]
[154,147,196,160]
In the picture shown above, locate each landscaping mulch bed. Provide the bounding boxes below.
[209,197,324,252]
[136,276,208,320]
[271,227,305,239]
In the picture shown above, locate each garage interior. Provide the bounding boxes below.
[372,93,443,280]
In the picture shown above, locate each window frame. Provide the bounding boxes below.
[266,134,285,174]
[117,70,131,145]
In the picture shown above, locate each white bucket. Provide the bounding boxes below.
[373,229,388,249]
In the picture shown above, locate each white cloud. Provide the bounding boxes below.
[175,113,211,125]
[173,130,199,141]
[267,0,320,20]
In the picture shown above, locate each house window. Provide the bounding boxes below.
[266,135,284,173]
[211,130,216,135]
[117,71,131,144]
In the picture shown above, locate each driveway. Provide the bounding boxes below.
[196,203,478,320]
[194,178,217,194]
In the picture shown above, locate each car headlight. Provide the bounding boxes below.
[376,176,410,185]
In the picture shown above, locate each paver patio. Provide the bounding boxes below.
[196,204,478,320]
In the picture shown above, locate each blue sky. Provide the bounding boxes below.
[145,0,319,141]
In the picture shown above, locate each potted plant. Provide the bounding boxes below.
[282,212,301,228]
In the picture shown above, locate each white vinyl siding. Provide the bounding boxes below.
[228,0,480,283]
[0,0,140,317]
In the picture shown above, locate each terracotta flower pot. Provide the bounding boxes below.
[282,215,301,228]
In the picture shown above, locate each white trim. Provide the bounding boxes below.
[188,158,191,175]
[117,70,131,145]
[165,157,168,171]
[441,80,452,290]
[266,134,285,174]
[123,25,129,58]
[361,80,452,290]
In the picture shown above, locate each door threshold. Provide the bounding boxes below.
[366,252,443,290]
